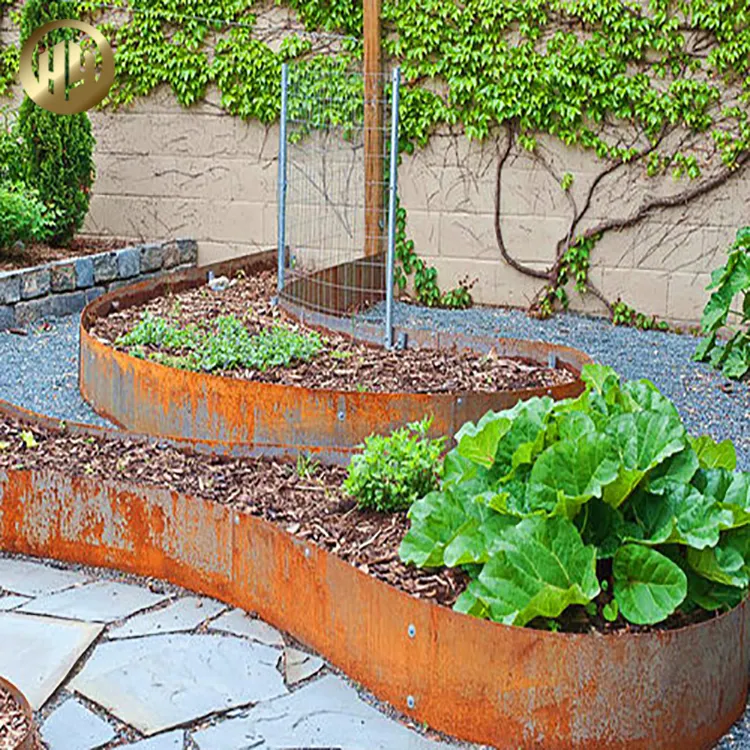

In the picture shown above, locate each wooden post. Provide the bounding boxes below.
[363,0,383,258]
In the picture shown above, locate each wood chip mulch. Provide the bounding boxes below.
[0,687,32,750]
[0,237,130,273]
[0,417,466,609]
[90,271,577,395]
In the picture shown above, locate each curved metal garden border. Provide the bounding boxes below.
[79,253,592,463]
[0,416,746,750]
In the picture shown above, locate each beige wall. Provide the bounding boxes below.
[83,94,746,325]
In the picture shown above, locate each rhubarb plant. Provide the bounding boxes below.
[694,227,750,380]
[400,365,750,628]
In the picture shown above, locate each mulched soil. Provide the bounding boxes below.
[90,271,577,395]
[0,237,130,273]
[0,687,32,750]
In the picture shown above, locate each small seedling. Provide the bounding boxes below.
[20,430,38,449]
[296,453,320,480]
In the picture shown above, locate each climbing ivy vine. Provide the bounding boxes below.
[2,0,750,316]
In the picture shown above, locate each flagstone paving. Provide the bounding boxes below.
[0,554,462,749]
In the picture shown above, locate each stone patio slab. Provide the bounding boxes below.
[209,609,285,648]
[0,593,31,611]
[108,597,225,639]
[42,698,115,750]
[126,730,184,749]
[0,612,103,710]
[0,557,88,596]
[70,633,287,736]
[284,647,324,686]
[192,675,451,750]
[18,580,168,623]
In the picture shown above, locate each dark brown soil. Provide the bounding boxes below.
[90,271,578,395]
[0,414,723,635]
[0,687,31,750]
[0,237,130,273]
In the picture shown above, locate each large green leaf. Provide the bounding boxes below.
[489,398,553,481]
[690,435,737,471]
[687,526,750,588]
[602,411,686,507]
[455,411,511,469]
[471,516,600,626]
[443,512,518,567]
[628,485,732,550]
[720,473,750,529]
[613,545,687,625]
[578,499,640,559]
[620,380,680,418]
[399,490,468,568]
[528,431,620,517]
[646,447,699,495]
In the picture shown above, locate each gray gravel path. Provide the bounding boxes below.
[0,316,109,427]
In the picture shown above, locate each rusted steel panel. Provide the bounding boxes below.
[0,465,746,749]
[79,255,591,461]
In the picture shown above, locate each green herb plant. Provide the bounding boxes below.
[0,181,54,250]
[694,227,750,380]
[400,364,750,629]
[344,417,446,513]
[119,313,323,373]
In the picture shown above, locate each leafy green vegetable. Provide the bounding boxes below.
[612,545,687,625]
[400,364,750,630]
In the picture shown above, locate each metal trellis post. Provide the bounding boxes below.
[277,63,289,295]
[385,67,401,349]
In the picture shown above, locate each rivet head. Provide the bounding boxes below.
[304,548,311,558]
[234,515,240,526]
[337,410,346,421]
[408,624,416,638]
[406,695,416,709]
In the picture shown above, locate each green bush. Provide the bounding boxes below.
[344,418,446,513]
[400,365,750,628]
[15,0,95,247]
[0,181,53,249]
[119,313,324,373]
[694,227,750,380]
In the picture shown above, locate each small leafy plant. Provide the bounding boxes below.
[400,365,750,629]
[0,181,53,250]
[118,314,323,373]
[612,299,669,331]
[344,417,446,513]
[694,227,750,380]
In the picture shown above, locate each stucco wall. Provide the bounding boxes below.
[81,90,746,326]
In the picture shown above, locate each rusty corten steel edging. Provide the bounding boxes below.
[79,255,591,461]
[0,676,34,750]
[0,464,746,750]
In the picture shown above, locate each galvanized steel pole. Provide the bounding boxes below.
[385,67,401,349]
[277,63,289,295]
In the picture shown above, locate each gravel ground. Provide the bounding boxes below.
[361,301,750,471]
[0,317,109,427]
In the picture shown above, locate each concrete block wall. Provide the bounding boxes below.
[0,239,197,330]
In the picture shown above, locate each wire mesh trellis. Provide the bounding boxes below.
[277,62,401,348]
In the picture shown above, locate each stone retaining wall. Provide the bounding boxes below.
[0,239,197,330]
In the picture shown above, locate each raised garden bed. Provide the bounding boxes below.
[92,270,575,395]
[0,400,746,750]
[0,239,198,333]
[0,677,36,750]
[80,252,591,460]
[0,237,129,274]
